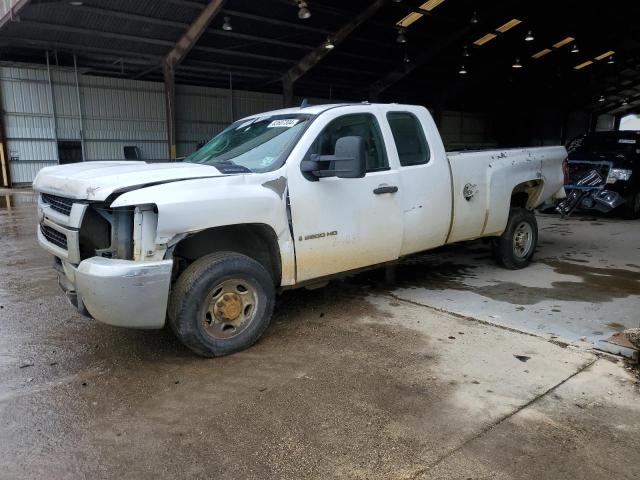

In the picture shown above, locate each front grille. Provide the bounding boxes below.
[40,224,68,250]
[568,162,609,186]
[41,193,74,216]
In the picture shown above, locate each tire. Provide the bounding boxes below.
[167,252,275,357]
[492,208,538,270]
[621,190,640,219]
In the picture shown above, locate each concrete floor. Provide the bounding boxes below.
[387,212,640,352]
[1,190,639,479]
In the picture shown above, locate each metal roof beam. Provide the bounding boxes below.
[61,4,187,29]
[597,91,640,114]
[18,21,174,47]
[0,0,30,30]
[0,37,162,61]
[283,0,387,85]
[165,0,225,69]
[161,0,209,9]
[220,9,396,51]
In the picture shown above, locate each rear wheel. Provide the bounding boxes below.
[492,208,538,270]
[621,190,640,219]
[168,252,275,357]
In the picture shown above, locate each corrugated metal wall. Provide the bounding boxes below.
[1,65,57,183]
[1,62,295,184]
[439,111,497,150]
[175,85,286,156]
[2,62,494,185]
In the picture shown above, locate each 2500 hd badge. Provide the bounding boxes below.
[299,230,338,241]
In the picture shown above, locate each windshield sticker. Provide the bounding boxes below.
[267,119,299,128]
[618,139,636,144]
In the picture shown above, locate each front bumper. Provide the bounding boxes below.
[55,256,173,329]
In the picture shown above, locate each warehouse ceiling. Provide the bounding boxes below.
[0,0,639,114]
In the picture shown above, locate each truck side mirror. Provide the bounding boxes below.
[301,136,367,180]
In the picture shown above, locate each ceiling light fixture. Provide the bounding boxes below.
[552,36,574,49]
[496,18,522,33]
[607,55,615,64]
[459,64,467,74]
[574,60,593,70]
[512,57,523,69]
[598,95,605,103]
[396,28,408,43]
[473,32,497,46]
[470,11,478,24]
[462,45,470,57]
[222,16,232,31]
[594,50,615,61]
[323,37,335,50]
[532,48,552,59]
[525,30,534,41]
[404,52,411,63]
[297,1,311,20]
[622,98,629,106]
[570,44,579,53]
[396,11,423,28]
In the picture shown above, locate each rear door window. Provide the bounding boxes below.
[387,112,430,166]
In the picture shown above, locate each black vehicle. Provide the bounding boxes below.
[558,130,640,219]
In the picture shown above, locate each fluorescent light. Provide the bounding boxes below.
[553,36,575,49]
[595,50,615,61]
[473,33,497,46]
[532,48,552,59]
[574,60,593,70]
[420,0,445,11]
[496,18,521,33]
[396,11,423,27]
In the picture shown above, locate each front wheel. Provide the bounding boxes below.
[168,252,275,357]
[492,208,538,270]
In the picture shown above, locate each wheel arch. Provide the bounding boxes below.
[511,179,545,210]
[171,223,282,286]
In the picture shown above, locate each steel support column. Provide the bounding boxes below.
[283,78,294,108]
[163,63,177,159]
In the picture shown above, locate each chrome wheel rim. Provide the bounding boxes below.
[201,279,258,340]
[513,221,534,259]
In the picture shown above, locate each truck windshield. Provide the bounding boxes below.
[184,114,312,173]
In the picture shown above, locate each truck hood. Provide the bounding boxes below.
[33,161,225,201]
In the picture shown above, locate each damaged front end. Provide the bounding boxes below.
[37,193,172,329]
[556,161,626,217]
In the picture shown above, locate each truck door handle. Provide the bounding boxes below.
[373,185,398,195]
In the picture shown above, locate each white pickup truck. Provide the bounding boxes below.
[34,103,567,356]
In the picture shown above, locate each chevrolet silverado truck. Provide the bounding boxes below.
[33,103,567,357]
[557,131,640,218]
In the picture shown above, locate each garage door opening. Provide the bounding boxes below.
[620,114,640,131]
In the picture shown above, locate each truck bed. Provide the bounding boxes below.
[445,146,566,243]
